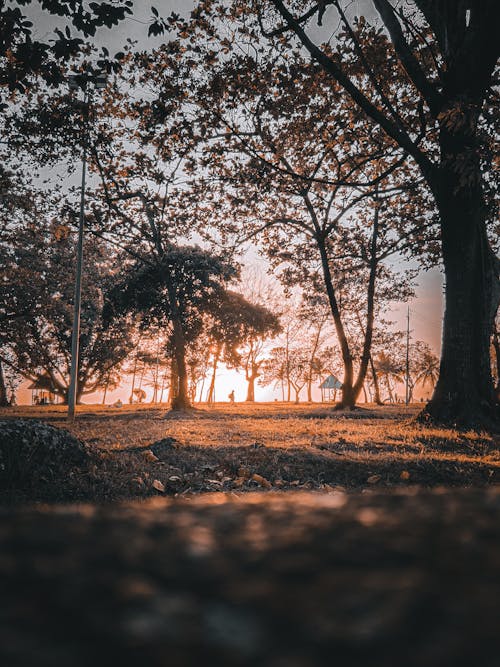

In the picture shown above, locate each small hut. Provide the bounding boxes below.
[319,374,343,402]
[27,374,60,405]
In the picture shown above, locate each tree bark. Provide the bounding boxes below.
[206,345,221,404]
[0,359,9,406]
[421,186,498,425]
[317,236,355,408]
[168,309,191,412]
[369,355,383,405]
[245,365,259,402]
[492,325,500,402]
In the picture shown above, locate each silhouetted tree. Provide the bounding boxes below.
[0,217,135,403]
[256,0,500,425]
[107,245,238,411]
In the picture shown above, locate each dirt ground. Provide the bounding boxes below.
[1,403,499,665]
[1,402,499,499]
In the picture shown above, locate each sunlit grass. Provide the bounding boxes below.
[2,402,498,477]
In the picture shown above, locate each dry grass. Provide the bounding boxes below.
[1,402,498,502]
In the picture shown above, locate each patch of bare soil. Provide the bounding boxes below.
[1,490,499,666]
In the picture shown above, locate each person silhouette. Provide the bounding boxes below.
[228,390,235,403]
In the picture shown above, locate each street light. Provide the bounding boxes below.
[67,71,107,420]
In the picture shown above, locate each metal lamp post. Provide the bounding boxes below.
[67,72,107,420]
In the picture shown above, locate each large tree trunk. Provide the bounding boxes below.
[421,193,497,425]
[168,312,191,412]
[421,114,499,427]
[0,359,9,407]
[61,387,83,405]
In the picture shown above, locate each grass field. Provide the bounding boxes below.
[2,402,498,501]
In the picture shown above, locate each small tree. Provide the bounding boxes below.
[222,294,282,402]
[107,245,238,411]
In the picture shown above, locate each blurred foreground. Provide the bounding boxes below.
[1,490,499,666]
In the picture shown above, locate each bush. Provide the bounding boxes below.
[0,419,90,502]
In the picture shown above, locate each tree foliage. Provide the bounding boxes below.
[0,213,135,402]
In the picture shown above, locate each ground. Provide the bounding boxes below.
[1,402,498,499]
[1,403,499,665]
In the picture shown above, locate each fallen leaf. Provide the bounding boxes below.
[367,474,381,484]
[142,450,159,462]
[251,473,272,489]
[168,475,182,482]
[152,479,165,492]
[400,470,410,480]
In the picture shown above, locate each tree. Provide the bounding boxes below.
[413,341,440,397]
[0,217,135,403]
[173,29,427,409]
[203,290,280,404]
[222,293,281,402]
[260,346,289,401]
[107,245,239,411]
[289,296,332,402]
[257,0,499,426]
[374,350,404,403]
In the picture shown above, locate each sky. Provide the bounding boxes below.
[16,0,444,405]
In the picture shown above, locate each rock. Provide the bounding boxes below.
[120,437,179,461]
[0,419,90,501]
[149,437,179,459]
[142,450,159,462]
